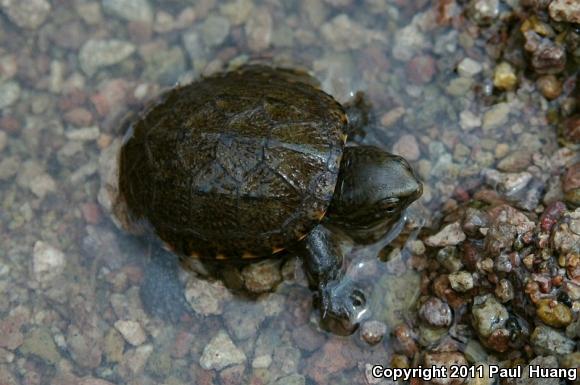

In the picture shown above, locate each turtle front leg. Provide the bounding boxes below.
[295,225,369,335]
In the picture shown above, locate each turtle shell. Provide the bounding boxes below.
[119,66,347,259]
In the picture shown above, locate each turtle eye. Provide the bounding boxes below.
[349,289,366,308]
[379,197,400,214]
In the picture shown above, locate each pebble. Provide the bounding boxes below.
[472,295,508,338]
[19,328,61,365]
[321,14,387,52]
[32,241,66,284]
[245,7,272,52]
[141,46,186,84]
[562,163,580,207]
[65,126,101,142]
[531,38,567,74]
[360,320,387,345]
[536,299,573,328]
[29,173,57,198]
[536,75,563,100]
[551,209,580,255]
[220,0,254,26]
[392,134,420,161]
[200,330,246,370]
[530,325,575,356]
[223,302,266,340]
[494,279,514,303]
[67,324,103,369]
[468,0,499,25]
[104,328,125,363]
[496,150,532,172]
[0,156,19,180]
[418,297,452,327]
[113,320,146,346]
[549,0,580,24]
[483,169,532,195]
[407,55,436,84]
[201,15,230,47]
[0,131,7,153]
[0,81,21,109]
[448,271,474,292]
[482,103,510,131]
[513,356,560,385]
[102,0,153,23]
[460,110,482,131]
[241,260,282,293]
[0,0,51,29]
[184,277,233,316]
[457,57,483,78]
[493,62,517,91]
[425,222,466,247]
[79,39,136,76]
[422,351,468,385]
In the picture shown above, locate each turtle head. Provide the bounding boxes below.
[329,146,422,231]
[317,278,369,335]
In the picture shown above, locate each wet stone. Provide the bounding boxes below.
[200,330,246,370]
[245,7,272,52]
[79,39,136,76]
[422,351,468,385]
[392,134,420,162]
[102,0,153,23]
[536,299,573,328]
[468,0,499,25]
[184,277,233,316]
[223,302,266,340]
[0,81,21,109]
[425,222,466,247]
[472,295,509,339]
[32,241,66,284]
[513,356,560,385]
[494,279,514,303]
[493,62,517,91]
[360,320,387,345]
[0,0,51,29]
[241,259,282,293]
[201,15,230,47]
[482,103,510,131]
[448,271,474,292]
[549,0,580,24]
[19,328,61,365]
[457,57,483,78]
[531,39,567,74]
[114,320,146,346]
[530,325,575,356]
[418,297,452,328]
[537,75,563,100]
[551,209,580,255]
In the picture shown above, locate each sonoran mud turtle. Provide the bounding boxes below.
[114,65,422,333]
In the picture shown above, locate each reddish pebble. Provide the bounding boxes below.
[64,108,93,127]
[407,55,436,84]
[91,80,129,117]
[81,203,102,224]
[540,201,567,233]
[0,116,21,134]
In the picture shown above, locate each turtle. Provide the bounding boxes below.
[116,65,422,333]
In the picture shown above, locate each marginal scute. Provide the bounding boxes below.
[119,66,347,260]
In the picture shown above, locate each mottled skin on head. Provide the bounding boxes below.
[118,66,422,335]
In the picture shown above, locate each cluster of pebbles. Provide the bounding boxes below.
[0,0,578,385]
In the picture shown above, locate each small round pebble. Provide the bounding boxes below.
[536,75,562,100]
[449,271,474,292]
[493,62,517,91]
[360,320,387,345]
[419,297,452,327]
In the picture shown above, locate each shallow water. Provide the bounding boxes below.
[0,0,576,384]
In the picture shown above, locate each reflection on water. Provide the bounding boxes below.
[0,0,577,384]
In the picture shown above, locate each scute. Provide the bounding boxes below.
[119,66,347,259]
